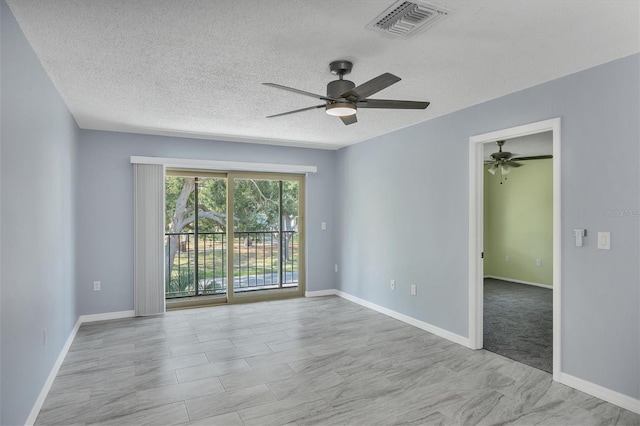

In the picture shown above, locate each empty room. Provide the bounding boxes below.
[1,1,639,425]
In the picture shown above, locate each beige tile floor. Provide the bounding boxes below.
[36,296,639,425]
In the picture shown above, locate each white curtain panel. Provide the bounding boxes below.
[133,164,165,316]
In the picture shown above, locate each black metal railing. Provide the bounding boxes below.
[233,231,298,291]
[165,232,226,298]
[165,230,298,298]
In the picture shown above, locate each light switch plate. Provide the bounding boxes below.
[597,232,610,250]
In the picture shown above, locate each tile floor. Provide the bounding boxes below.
[36,296,639,425]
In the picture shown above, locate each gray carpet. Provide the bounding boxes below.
[483,278,553,373]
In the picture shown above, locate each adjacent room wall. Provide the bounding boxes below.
[336,54,640,400]
[75,130,336,315]
[1,1,79,424]
[484,158,553,286]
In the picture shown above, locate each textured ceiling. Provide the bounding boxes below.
[6,0,639,149]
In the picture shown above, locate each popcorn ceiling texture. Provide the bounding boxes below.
[6,0,639,149]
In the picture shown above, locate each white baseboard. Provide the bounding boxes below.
[484,275,552,289]
[557,372,640,414]
[305,289,337,297]
[79,310,135,323]
[26,310,135,424]
[28,302,639,424]
[307,288,470,347]
[25,318,82,426]
[333,290,471,348]
[332,290,639,414]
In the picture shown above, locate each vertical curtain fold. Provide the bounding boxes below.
[134,164,165,316]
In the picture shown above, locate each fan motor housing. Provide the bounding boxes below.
[327,79,355,99]
[491,152,511,161]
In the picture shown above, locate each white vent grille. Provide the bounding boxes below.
[366,1,449,37]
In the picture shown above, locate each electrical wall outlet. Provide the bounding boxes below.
[410,284,417,296]
[505,255,510,262]
[93,281,101,291]
[321,222,327,230]
[390,280,396,290]
[334,264,338,273]
[597,232,611,250]
[536,258,541,266]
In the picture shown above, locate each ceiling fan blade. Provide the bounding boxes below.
[340,73,401,102]
[356,99,430,109]
[506,161,523,168]
[340,114,357,125]
[266,104,325,118]
[511,155,553,161]
[263,83,336,102]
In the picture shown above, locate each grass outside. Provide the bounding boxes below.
[166,235,299,297]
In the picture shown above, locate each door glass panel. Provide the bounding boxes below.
[232,178,299,293]
[196,177,228,296]
[165,176,227,299]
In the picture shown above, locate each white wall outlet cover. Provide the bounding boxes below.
[410,284,417,296]
[597,232,611,250]
[93,281,101,291]
[321,222,327,230]
[390,280,396,290]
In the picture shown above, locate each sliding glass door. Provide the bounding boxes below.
[165,173,228,300]
[230,175,302,297]
[165,171,304,304]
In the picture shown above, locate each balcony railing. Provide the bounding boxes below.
[165,231,298,299]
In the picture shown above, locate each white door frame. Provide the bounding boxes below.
[468,118,561,381]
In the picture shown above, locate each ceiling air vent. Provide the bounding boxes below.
[366,1,449,37]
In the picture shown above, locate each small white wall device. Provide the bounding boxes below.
[597,231,611,250]
[573,229,586,247]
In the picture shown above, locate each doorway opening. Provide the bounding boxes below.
[469,118,561,380]
[164,170,305,309]
[483,132,553,372]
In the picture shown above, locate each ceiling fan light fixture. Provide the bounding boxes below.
[326,102,357,117]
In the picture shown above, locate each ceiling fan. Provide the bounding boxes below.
[262,60,430,125]
[486,140,552,184]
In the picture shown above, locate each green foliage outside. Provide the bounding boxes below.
[165,176,299,298]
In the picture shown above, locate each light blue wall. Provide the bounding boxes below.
[1,1,79,424]
[336,54,640,399]
[2,0,638,419]
[75,130,337,315]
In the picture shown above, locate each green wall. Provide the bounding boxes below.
[484,158,553,285]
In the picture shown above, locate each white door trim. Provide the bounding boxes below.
[468,118,561,381]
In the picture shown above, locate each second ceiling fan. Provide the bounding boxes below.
[486,140,552,183]
[263,60,430,125]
